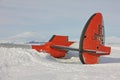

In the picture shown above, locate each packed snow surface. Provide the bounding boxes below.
[0,44,120,80]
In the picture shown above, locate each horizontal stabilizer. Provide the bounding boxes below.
[83,49,110,55]
[51,45,110,55]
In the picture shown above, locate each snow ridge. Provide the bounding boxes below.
[0,45,120,80]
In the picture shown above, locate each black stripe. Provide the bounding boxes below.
[50,45,79,51]
[49,35,56,42]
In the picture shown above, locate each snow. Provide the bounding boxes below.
[0,44,120,80]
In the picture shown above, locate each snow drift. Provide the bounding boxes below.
[0,44,120,80]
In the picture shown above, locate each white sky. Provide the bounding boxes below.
[0,0,120,42]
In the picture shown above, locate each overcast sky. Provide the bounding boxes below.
[0,0,120,42]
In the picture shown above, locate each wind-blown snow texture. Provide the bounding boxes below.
[0,44,120,80]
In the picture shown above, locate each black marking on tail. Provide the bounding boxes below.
[49,35,56,42]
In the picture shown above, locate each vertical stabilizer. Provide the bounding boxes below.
[79,13,111,64]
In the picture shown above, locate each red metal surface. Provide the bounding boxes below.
[32,35,74,58]
[80,13,111,64]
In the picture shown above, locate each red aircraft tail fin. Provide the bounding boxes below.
[49,35,73,45]
[32,35,74,58]
[79,12,111,64]
[48,35,74,57]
